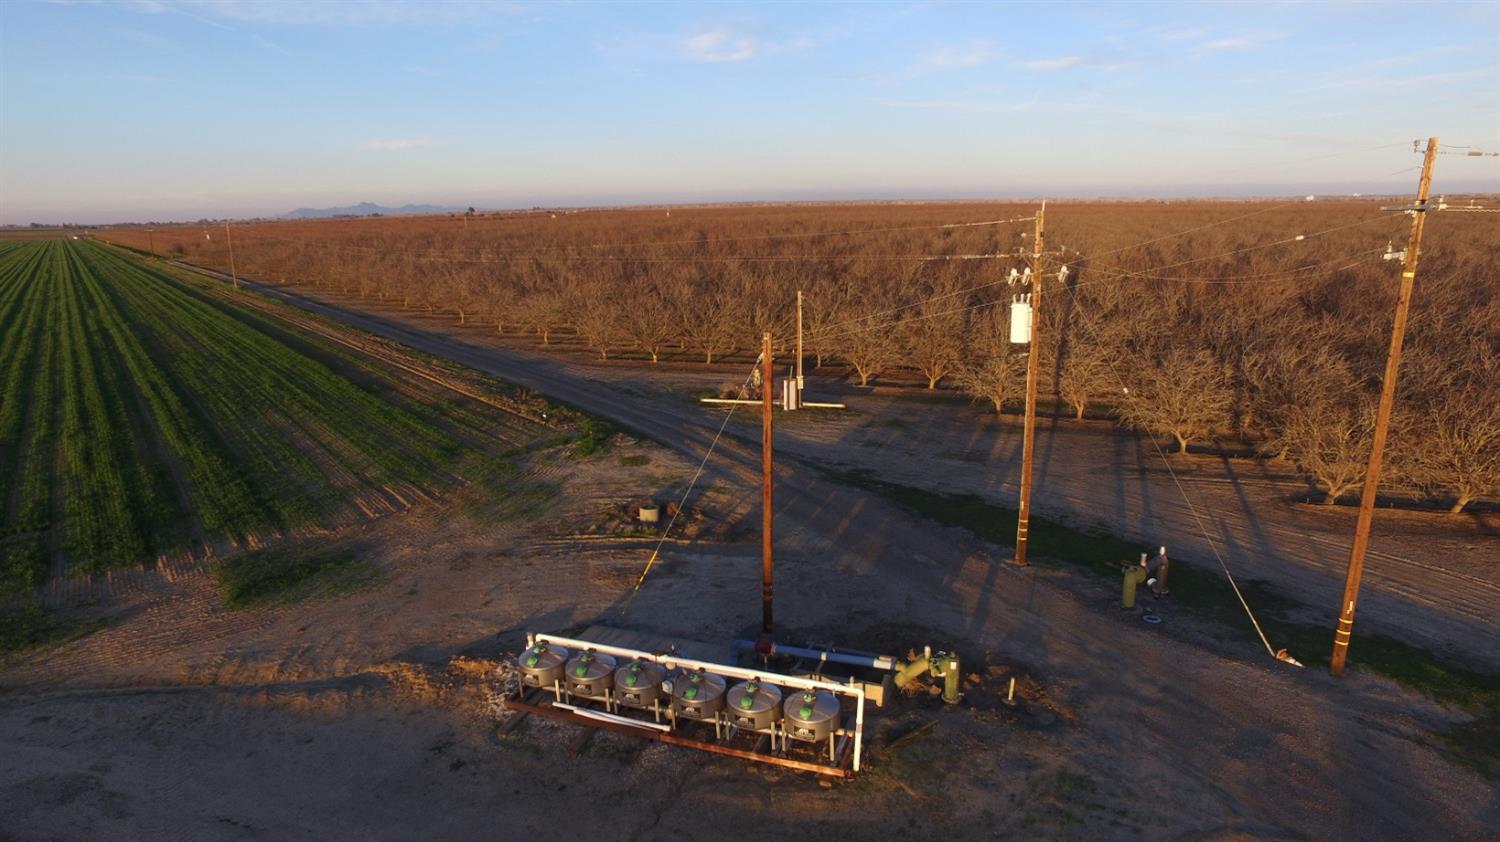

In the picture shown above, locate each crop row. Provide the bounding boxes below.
[1,240,554,596]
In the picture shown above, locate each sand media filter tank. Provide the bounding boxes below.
[564,650,617,701]
[726,678,783,733]
[783,688,841,745]
[670,669,727,722]
[614,658,667,709]
[517,642,570,691]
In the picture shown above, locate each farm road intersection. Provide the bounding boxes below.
[174,256,1500,673]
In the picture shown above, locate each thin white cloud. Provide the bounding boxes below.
[873,97,1139,120]
[179,0,518,27]
[116,27,180,51]
[684,29,758,63]
[123,0,170,13]
[361,138,432,151]
[251,32,290,56]
[102,73,177,83]
[897,41,1000,78]
[1021,52,1135,73]
[1192,32,1286,55]
[1154,28,1206,43]
[1024,55,1083,72]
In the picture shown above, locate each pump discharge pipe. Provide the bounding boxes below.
[736,641,962,704]
[1122,553,1149,609]
[893,646,962,704]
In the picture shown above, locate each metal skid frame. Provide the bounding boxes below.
[506,633,867,777]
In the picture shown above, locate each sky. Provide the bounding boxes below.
[1,0,1497,223]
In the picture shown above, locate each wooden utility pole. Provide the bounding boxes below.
[796,290,805,395]
[223,221,239,290]
[1013,202,1046,567]
[147,228,156,258]
[760,333,776,642]
[1330,136,1439,677]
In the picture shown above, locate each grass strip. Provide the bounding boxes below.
[213,543,376,608]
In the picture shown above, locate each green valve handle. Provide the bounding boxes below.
[575,664,587,677]
[740,694,754,709]
[625,672,639,687]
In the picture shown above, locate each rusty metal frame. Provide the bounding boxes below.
[504,689,854,778]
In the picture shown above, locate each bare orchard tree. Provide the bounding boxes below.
[516,259,564,345]
[442,263,481,324]
[482,272,517,333]
[802,283,851,369]
[1408,400,1500,514]
[681,285,739,364]
[1260,349,1376,504]
[832,312,899,387]
[1054,307,1123,420]
[1115,347,1232,455]
[518,288,561,345]
[625,284,675,363]
[568,284,626,360]
[1287,399,1381,505]
[953,309,1026,414]
[901,290,966,389]
[1398,349,1500,513]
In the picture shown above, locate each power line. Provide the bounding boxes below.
[621,356,762,607]
[1055,285,1289,659]
[1067,241,1399,286]
[232,214,1038,262]
[214,234,1031,264]
[564,214,1040,251]
[801,248,1391,348]
[1076,214,1396,282]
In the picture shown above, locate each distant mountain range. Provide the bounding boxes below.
[282,202,466,219]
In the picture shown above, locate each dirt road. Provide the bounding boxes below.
[180,264,1500,670]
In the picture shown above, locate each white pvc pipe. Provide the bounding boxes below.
[535,633,865,772]
[536,634,860,694]
[699,398,781,406]
[554,702,672,733]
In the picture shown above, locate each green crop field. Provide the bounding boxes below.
[0,239,556,597]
